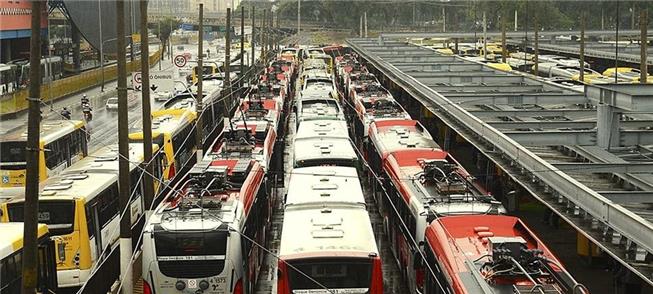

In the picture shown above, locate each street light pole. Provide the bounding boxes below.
[99,0,104,92]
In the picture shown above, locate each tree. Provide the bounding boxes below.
[154,17,181,44]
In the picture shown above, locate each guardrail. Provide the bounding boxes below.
[0,49,163,116]
[348,39,653,278]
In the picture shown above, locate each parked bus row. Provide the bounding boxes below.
[141,53,294,294]
[335,51,589,294]
[276,46,383,294]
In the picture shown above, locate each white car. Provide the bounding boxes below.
[105,97,118,110]
[152,90,172,102]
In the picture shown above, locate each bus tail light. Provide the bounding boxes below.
[143,280,153,294]
[234,278,243,294]
[415,267,425,290]
[168,164,176,179]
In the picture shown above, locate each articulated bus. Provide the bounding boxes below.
[0,223,58,293]
[129,108,197,184]
[1,143,162,289]
[1,120,88,196]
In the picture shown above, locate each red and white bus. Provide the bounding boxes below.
[277,166,383,294]
[142,158,270,294]
[423,215,588,294]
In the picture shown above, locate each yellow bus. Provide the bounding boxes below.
[0,143,163,289]
[129,108,197,182]
[1,120,88,195]
[191,63,220,84]
[0,222,58,293]
[308,53,334,74]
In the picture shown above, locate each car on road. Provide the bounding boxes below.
[152,90,173,102]
[105,97,118,110]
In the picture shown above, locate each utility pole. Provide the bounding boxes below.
[196,3,204,158]
[99,1,105,92]
[240,5,245,82]
[251,6,255,67]
[225,8,232,112]
[22,1,42,292]
[580,12,586,82]
[501,15,507,63]
[615,0,620,84]
[514,9,517,31]
[268,10,273,54]
[297,0,301,35]
[116,0,133,293]
[364,11,368,38]
[640,9,648,84]
[482,11,487,59]
[442,6,446,33]
[534,16,539,76]
[140,0,154,214]
[261,9,267,63]
[360,15,363,38]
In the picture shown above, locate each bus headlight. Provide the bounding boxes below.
[175,280,186,291]
[199,280,209,290]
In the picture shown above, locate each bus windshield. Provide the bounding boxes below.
[0,141,26,165]
[288,258,372,292]
[7,200,75,235]
[154,228,228,278]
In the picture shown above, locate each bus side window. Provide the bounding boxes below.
[44,141,63,169]
[85,201,96,238]
[1,252,20,292]
[99,184,119,227]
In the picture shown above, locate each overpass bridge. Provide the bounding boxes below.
[348,37,653,289]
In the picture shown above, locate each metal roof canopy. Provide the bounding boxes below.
[381,29,647,39]
[348,38,653,286]
[63,0,140,53]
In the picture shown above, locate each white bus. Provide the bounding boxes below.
[142,158,269,294]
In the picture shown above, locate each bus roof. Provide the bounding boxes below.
[130,108,195,138]
[1,120,85,143]
[295,119,349,140]
[0,223,48,259]
[279,205,378,259]
[293,137,357,165]
[7,143,151,203]
[369,119,440,158]
[425,215,565,294]
[286,166,365,207]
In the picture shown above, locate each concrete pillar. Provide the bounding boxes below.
[597,103,621,149]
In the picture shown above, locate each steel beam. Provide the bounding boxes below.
[468,109,595,117]
[598,191,653,204]
[381,29,645,39]
[395,62,486,72]
[415,74,523,85]
[554,163,653,174]
[488,120,653,129]
[503,130,596,146]
[428,84,545,94]
[447,94,589,105]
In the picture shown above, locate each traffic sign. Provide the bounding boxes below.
[174,55,187,68]
[132,72,142,85]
